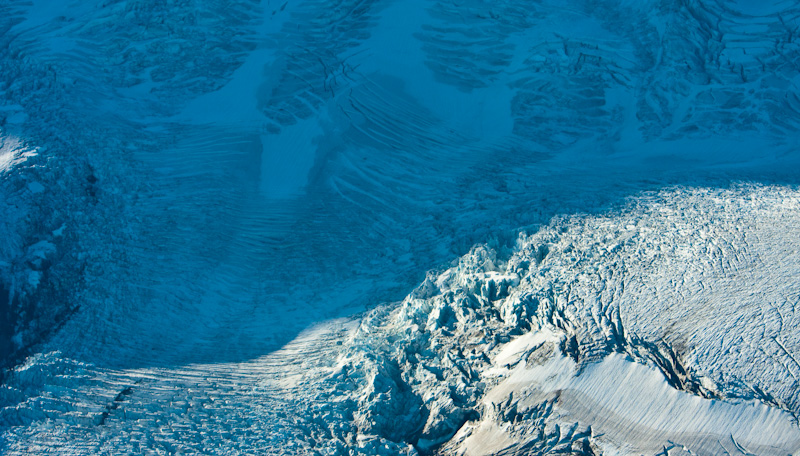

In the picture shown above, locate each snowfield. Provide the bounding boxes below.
[1,0,800,454]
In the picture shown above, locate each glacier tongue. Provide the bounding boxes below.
[2,0,800,453]
[4,185,791,455]
[309,184,800,455]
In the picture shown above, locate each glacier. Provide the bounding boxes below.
[1,0,800,454]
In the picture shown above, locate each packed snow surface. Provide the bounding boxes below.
[1,0,800,454]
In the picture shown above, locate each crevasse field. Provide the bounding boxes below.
[1,0,800,454]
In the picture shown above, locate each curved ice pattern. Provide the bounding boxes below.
[4,186,799,455]
[1,0,800,454]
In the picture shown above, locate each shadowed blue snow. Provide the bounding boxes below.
[1,0,800,453]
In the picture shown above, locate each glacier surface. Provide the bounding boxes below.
[1,0,800,454]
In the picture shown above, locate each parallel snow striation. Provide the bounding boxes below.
[3,185,799,454]
[1,0,800,454]
[2,0,800,370]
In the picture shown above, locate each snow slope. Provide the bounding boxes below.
[0,0,799,454]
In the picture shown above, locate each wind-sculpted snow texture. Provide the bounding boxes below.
[1,0,800,454]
